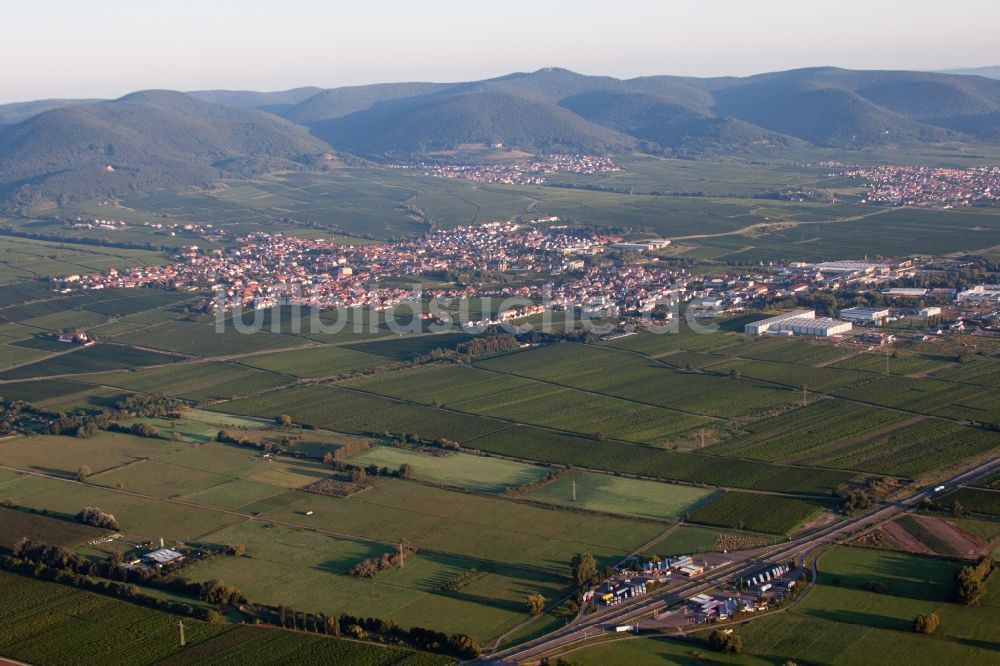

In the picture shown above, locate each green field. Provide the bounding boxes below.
[523,472,714,521]
[183,521,567,643]
[0,570,445,666]
[241,345,391,378]
[687,490,831,534]
[348,446,551,493]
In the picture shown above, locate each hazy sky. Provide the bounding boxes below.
[3,0,998,103]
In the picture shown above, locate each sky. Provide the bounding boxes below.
[2,0,998,103]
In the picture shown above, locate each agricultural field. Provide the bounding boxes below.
[805,419,1000,477]
[0,474,244,544]
[347,363,709,445]
[241,344,391,378]
[0,431,189,479]
[0,571,442,666]
[465,426,856,494]
[0,506,110,550]
[476,343,804,418]
[522,472,714,522]
[183,521,567,643]
[215,384,509,443]
[940,487,1000,517]
[0,343,182,380]
[687,490,832,534]
[348,445,551,493]
[119,319,307,356]
[80,362,297,402]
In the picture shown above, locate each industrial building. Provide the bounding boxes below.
[744,309,815,335]
[745,310,851,337]
[957,284,1000,304]
[839,307,890,326]
[611,239,671,251]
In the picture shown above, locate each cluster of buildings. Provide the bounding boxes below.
[67,218,225,239]
[676,563,798,624]
[391,154,621,185]
[53,224,693,322]
[957,284,1000,304]
[833,163,1000,208]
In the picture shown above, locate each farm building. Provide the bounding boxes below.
[142,548,184,567]
[839,307,890,326]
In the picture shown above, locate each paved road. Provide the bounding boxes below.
[481,454,1000,664]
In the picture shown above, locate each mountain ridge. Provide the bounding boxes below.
[2,66,1000,208]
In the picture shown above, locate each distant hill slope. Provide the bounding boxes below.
[0,98,103,129]
[188,87,323,110]
[286,67,1000,156]
[2,67,1000,206]
[310,90,634,156]
[0,90,331,210]
[942,66,1000,80]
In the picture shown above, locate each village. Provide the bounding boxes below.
[388,154,621,185]
[824,162,1000,208]
[53,217,1000,338]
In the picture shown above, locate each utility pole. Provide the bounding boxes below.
[178,620,186,647]
[572,480,577,502]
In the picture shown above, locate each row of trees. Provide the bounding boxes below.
[503,467,573,497]
[347,545,417,578]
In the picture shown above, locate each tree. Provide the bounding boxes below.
[322,452,336,467]
[571,553,598,588]
[914,612,939,634]
[224,543,247,557]
[77,465,92,482]
[841,489,873,515]
[447,633,481,659]
[398,463,413,479]
[956,557,992,605]
[76,507,120,530]
[350,467,367,483]
[275,414,292,427]
[708,629,743,653]
[525,593,546,616]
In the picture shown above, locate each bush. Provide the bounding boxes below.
[914,612,939,634]
[708,629,743,653]
[76,507,120,530]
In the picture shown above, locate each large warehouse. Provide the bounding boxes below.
[745,309,814,335]
[745,309,852,337]
[839,307,890,326]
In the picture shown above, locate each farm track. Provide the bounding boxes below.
[668,207,890,241]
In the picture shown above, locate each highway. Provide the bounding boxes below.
[480,454,1000,664]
